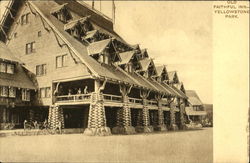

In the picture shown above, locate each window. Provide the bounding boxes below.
[6,64,14,74]
[22,89,30,101]
[0,62,14,74]
[36,64,47,76]
[40,87,51,98]
[0,62,6,73]
[0,86,8,97]
[56,54,68,68]
[21,13,30,25]
[26,42,36,54]
[9,87,16,98]
[38,31,42,37]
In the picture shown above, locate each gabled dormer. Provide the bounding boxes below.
[88,39,121,65]
[155,65,169,83]
[174,82,186,94]
[137,58,156,78]
[112,39,133,53]
[50,3,72,23]
[64,16,93,40]
[82,30,111,43]
[118,50,139,73]
[168,71,179,85]
[137,49,149,60]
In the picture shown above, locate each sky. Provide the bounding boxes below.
[0,1,213,104]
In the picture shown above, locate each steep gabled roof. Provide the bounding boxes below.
[83,29,98,39]
[87,39,111,55]
[168,71,179,83]
[0,64,36,89]
[64,16,89,31]
[186,90,202,105]
[50,3,68,14]
[155,65,165,76]
[118,51,135,65]
[139,58,151,71]
[0,43,36,89]
[0,42,21,63]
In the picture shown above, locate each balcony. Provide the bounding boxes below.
[55,93,163,109]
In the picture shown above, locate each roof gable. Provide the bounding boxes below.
[0,42,21,63]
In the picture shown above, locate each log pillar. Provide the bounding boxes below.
[170,100,178,131]
[179,100,187,130]
[135,95,153,133]
[112,84,136,135]
[48,105,64,129]
[155,100,167,131]
[84,79,111,136]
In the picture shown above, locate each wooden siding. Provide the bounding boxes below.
[6,5,90,106]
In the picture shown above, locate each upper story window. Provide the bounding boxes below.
[38,31,42,37]
[125,63,133,73]
[0,62,14,74]
[97,54,109,64]
[36,64,47,76]
[9,87,16,98]
[25,42,36,54]
[40,87,51,98]
[56,54,68,68]
[0,86,8,97]
[22,89,30,101]
[21,13,30,25]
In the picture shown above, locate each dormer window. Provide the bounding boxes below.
[51,4,72,23]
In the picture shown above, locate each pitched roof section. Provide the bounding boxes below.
[168,71,176,81]
[155,65,165,76]
[87,39,111,55]
[64,16,89,31]
[0,42,21,63]
[139,58,151,71]
[83,30,98,39]
[186,90,203,105]
[118,51,135,65]
[0,64,36,89]
[50,3,68,14]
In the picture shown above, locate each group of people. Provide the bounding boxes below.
[68,86,89,96]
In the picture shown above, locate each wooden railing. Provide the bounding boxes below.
[128,97,142,104]
[103,94,122,102]
[56,94,91,103]
[55,93,159,107]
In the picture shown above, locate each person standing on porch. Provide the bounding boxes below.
[84,86,88,94]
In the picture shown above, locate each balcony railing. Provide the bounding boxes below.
[103,94,122,102]
[56,94,91,103]
[55,93,160,107]
[128,97,142,104]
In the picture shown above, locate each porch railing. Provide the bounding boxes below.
[128,97,143,104]
[103,94,122,102]
[148,100,158,106]
[56,94,91,103]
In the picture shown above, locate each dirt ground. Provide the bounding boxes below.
[0,128,213,163]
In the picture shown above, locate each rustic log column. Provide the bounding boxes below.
[84,79,111,136]
[179,99,186,130]
[169,98,178,131]
[48,105,64,129]
[155,100,167,131]
[112,84,136,134]
[135,89,153,133]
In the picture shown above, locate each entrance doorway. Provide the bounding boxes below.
[105,107,118,128]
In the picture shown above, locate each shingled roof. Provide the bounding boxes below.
[0,43,36,89]
[0,42,21,63]
[186,90,203,106]
[87,39,111,55]
[118,51,135,65]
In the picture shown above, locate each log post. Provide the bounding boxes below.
[179,98,187,130]
[135,89,153,133]
[112,84,136,134]
[48,105,64,130]
[84,79,111,136]
[169,97,178,131]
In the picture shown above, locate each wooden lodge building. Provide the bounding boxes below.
[0,0,201,135]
